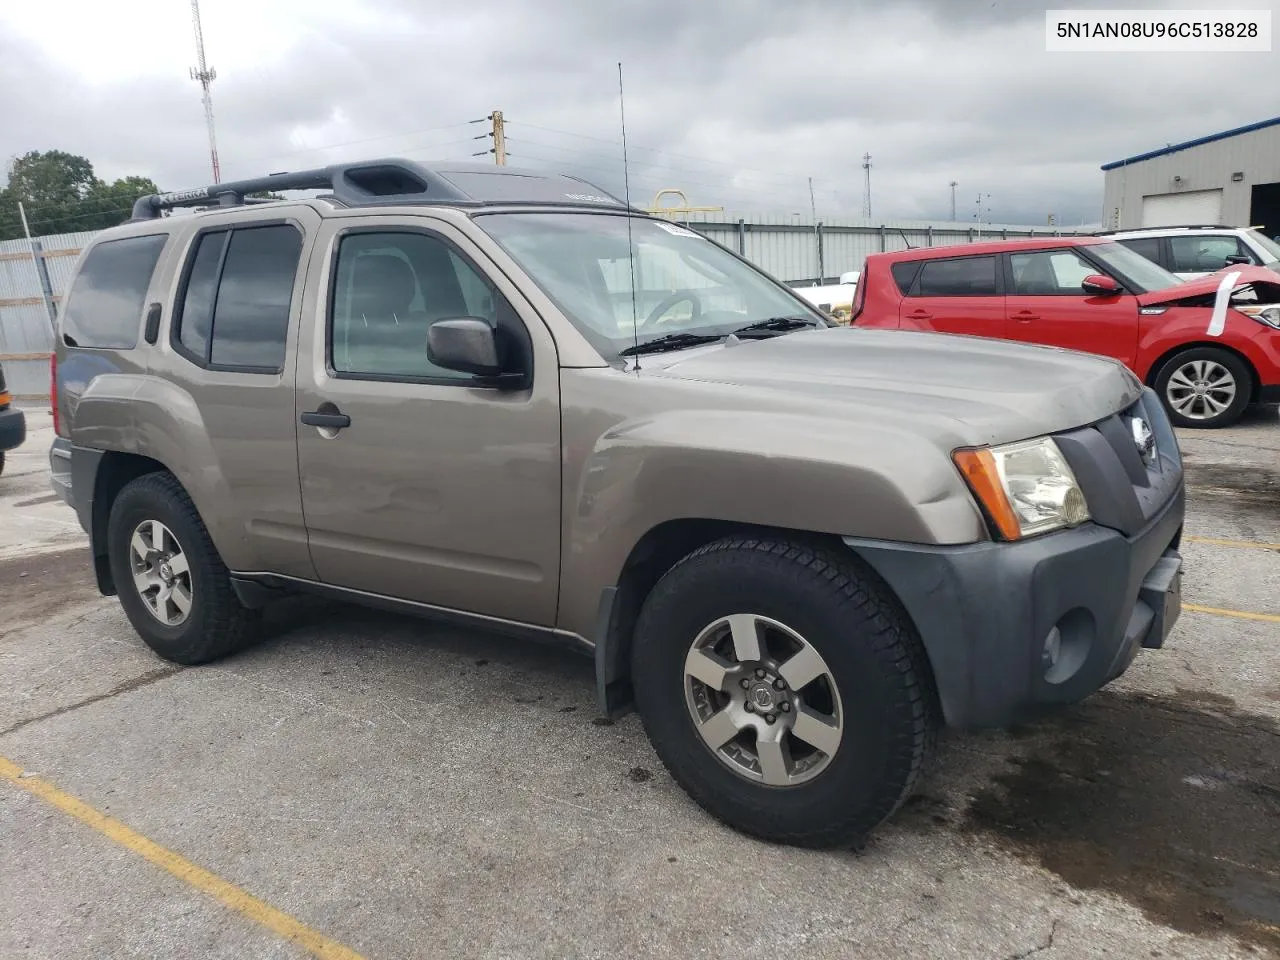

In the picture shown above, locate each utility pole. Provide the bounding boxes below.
[808,177,817,221]
[861,153,872,219]
[188,0,221,183]
[949,181,958,221]
[491,111,506,166]
[973,192,991,237]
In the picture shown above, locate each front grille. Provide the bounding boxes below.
[1053,389,1183,538]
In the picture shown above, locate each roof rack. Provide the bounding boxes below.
[129,158,632,221]
[1094,224,1237,235]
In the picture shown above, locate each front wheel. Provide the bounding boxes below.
[631,537,937,848]
[1154,347,1252,429]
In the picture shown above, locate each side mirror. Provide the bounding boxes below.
[1081,274,1121,296]
[427,318,503,377]
[1224,254,1251,266]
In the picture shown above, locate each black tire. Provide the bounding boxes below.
[631,536,937,849]
[107,471,259,664]
[1153,346,1252,429]
[0,450,5,476]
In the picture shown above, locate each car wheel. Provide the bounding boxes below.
[107,471,259,665]
[631,536,937,848]
[1155,347,1251,429]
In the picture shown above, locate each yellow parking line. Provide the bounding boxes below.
[1183,603,1280,624]
[1184,535,1280,552]
[0,756,366,960]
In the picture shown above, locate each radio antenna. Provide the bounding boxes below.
[619,61,640,369]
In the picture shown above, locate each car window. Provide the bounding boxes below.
[913,256,998,297]
[330,231,502,380]
[1169,235,1252,273]
[175,224,302,370]
[1009,249,1097,295]
[1117,236,1162,265]
[61,234,167,349]
[890,261,922,295]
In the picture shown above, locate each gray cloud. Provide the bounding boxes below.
[3,0,1277,230]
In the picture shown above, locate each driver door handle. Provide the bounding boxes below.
[300,410,351,429]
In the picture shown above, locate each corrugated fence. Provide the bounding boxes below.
[0,217,1081,397]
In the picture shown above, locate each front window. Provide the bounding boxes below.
[1247,229,1280,262]
[475,212,826,359]
[1085,241,1183,293]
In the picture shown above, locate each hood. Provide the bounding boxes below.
[1138,265,1280,307]
[642,327,1143,448]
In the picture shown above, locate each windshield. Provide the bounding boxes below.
[1249,229,1280,262]
[1087,240,1184,293]
[475,212,828,359]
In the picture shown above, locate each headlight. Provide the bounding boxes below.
[953,437,1090,540]
[1237,304,1280,329]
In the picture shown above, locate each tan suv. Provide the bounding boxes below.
[49,160,1186,848]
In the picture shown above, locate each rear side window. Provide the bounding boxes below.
[174,224,303,372]
[1169,235,1253,274]
[913,256,998,297]
[1117,236,1162,265]
[890,261,922,295]
[61,235,167,349]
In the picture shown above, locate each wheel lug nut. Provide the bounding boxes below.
[780,702,791,712]
[773,678,785,690]
[744,702,754,713]
[766,714,776,724]
[740,678,751,689]
[755,668,766,679]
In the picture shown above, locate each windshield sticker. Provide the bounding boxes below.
[653,222,700,238]
[1207,270,1242,337]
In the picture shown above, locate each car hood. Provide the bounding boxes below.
[1138,265,1280,307]
[640,327,1143,448]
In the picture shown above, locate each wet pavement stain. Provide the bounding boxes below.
[962,688,1280,954]
[1185,461,1280,517]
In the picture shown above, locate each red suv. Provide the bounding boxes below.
[852,237,1280,428]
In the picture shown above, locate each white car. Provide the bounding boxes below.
[1102,225,1280,281]
[793,272,860,321]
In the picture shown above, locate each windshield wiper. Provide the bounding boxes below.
[618,332,725,357]
[730,316,825,337]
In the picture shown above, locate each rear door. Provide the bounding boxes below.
[897,254,1005,338]
[1002,247,1139,366]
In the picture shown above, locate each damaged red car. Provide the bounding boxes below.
[852,236,1280,428]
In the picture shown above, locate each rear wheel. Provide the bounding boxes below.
[107,472,259,664]
[631,536,937,848]
[1154,347,1251,428]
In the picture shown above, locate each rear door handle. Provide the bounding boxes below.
[1011,311,1039,322]
[300,410,351,429]
[906,309,933,320]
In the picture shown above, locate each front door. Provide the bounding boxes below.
[1002,248,1139,367]
[897,253,1006,339]
[294,217,562,626]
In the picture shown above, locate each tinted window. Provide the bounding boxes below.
[890,261,921,295]
[1169,235,1252,274]
[914,257,997,296]
[1118,236,1162,264]
[176,231,228,361]
[1009,249,1098,295]
[209,226,302,369]
[62,235,166,349]
[331,231,502,380]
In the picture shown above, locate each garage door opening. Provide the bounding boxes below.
[1250,182,1280,241]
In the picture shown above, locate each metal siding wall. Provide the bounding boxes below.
[0,231,94,395]
[1101,125,1280,229]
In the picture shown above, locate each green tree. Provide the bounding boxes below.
[0,151,161,240]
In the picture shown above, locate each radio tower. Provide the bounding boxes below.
[861,153,872,219]
[189,0,221,183]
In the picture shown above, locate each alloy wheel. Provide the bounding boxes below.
[128,519,193,626]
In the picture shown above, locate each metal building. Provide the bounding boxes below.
[1100,116,1280,235]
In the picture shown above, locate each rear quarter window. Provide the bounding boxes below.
[61,234,167,349]
[890,261,922,295]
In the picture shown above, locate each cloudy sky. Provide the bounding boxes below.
[2,0,1277,229]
